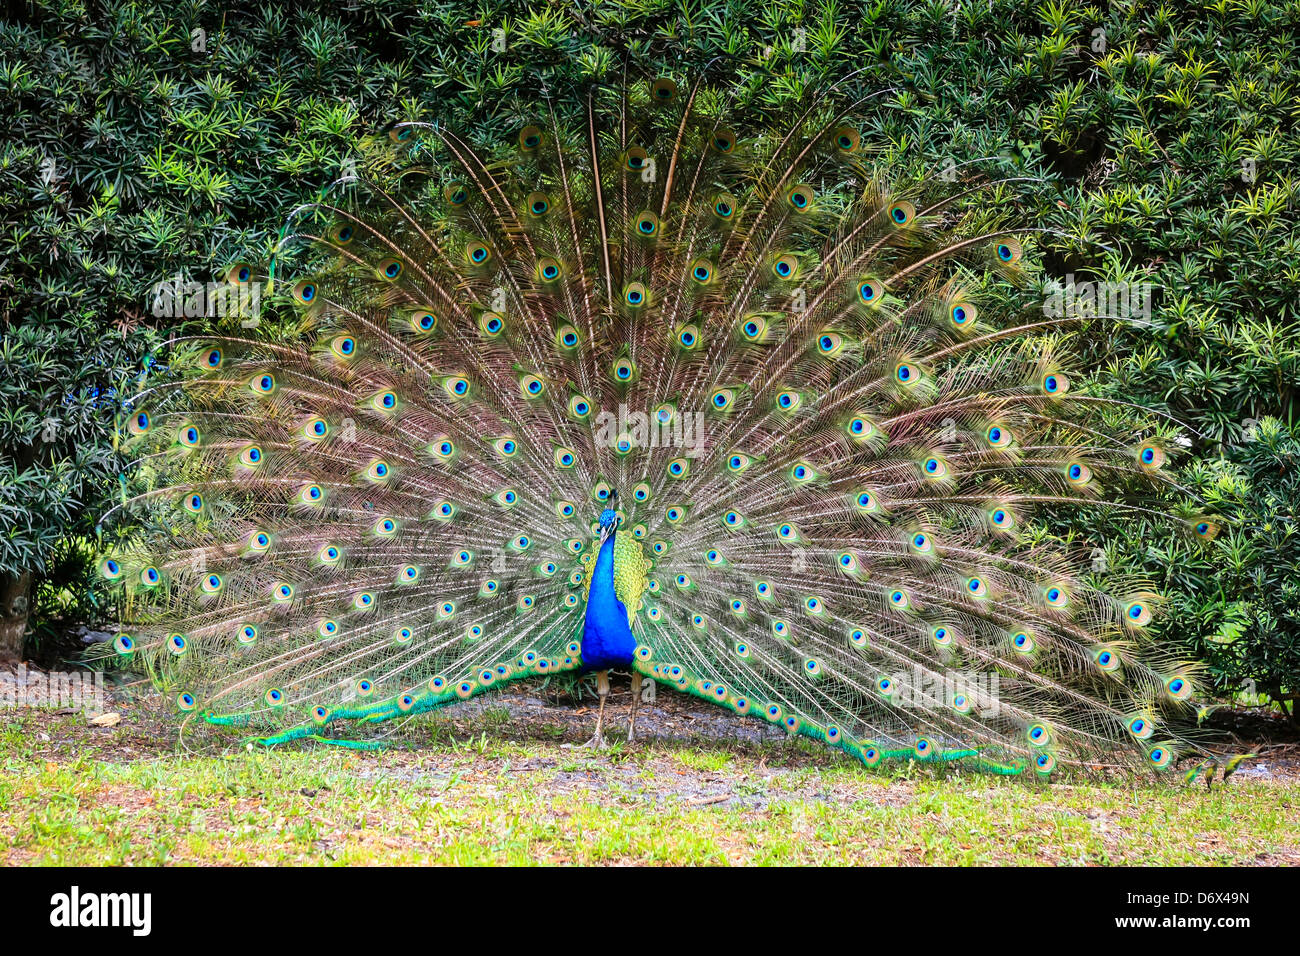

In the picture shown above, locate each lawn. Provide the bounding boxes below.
[1,684,1295,866]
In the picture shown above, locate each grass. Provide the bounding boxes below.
[1,706,1296,866]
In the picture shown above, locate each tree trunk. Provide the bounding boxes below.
[0,570,32,661]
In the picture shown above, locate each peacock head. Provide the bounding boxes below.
[597,492,620,539]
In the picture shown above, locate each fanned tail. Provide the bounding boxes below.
[98,75,1224,775]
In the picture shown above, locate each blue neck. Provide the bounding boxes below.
[581,534,636,670]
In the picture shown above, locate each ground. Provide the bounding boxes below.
[1,665,1297,865]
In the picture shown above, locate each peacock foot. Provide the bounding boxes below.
[580,734,609,750]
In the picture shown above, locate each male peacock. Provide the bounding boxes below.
[100,76,1224,778]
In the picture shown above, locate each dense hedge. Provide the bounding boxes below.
[1,0,1296,714]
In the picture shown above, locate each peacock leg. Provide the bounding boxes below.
[581,669,610,749]
[627,671,642,743]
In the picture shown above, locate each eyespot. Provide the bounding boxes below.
[237,624,258,646]
[330,334,357,359]
[675,324,702,350]
[1034,753,1056,775]
[755,581,772,600]
[621,281,650,309]
[1137,444,1166,471]
[1127,715,1155,740]
[986,424,1013,448]
[994,238,1022,264]
[178,423,200,447]
[139,566,160,587]
[389,123,413,142]
[853,490,881,514]
[832,126,860,154]
[451,549,473,567]
[786,184,813,211]
[536,258,562,283]
[674,573,692,590]
[303,417,330,441]
[365,460,391,482]
[650,77,678,102]
[373,517,398,538]
[931,625,953,648]
[848,627,868,649]
[411,310,438,334]
[667,457,689,479]
[816,332,845,356]
[704,548,724,566]
[510,534,531,552]
[894,362,920,385]
[1026,722,1051,748]
[665,506,685,524]
[176,691,196,711]
[633,210,660,237]
[1193,519,1219,540]
[888,589,911,610]
[318,543,341,565]
[771,619,790,639]
[949,301,976,329]
[443,182,468,206]
[1147,746,1173,769]
[202,347,223,369]
[710,127,737,154]
[493,437,519,458]
[167,633,188,657]
[708,387,737,412]
[774,390,801,412]
[772,254,798,280]
[182,492,204,513]
[1044,584,1070,608]
[250,373,276,395]
[292,280,317,304]
[399,565,420,583]
[1164,675,1193,701]
[272,581,294,602]
[722,510,744,530]
[201,573,223,594]
[356,679,374,698]
[738,315,770,343]
[624,146,649,171]
[519,125,543,150]
[631,482,651,504]
[689,258,715,285]
[525,191,551,217]
[480,579,500,597]
[790,461,816,484]
[478,312,504,338]
[804,596,824,616]
[517,373,546,400]
[922,456,948,479]
[887,200,915,226]
[857,279,884,304]
[837,552,859,574]
[1093,646,1121,672]
[431,499,457,521]
[1041,371,1070,395]
[593,482,612,502]
[516,594,536,612]
[1065,461,1092,486]
[227,262,253,285]
[775,522,800,543]
[555,324,580,351]
[909,532,933,555]
[466,242,491,266]
[1125,600,1153,627]
[711,193,737,221]
[438,601,457,619]
[987,506,1014,530]
[246,529,271,553]
[492,489,518,509]
[1011,630,1036,654]
[611,357,636,382]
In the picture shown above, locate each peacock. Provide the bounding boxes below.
[97,76,1229,779]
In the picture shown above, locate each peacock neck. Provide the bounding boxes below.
[581,533,636,670]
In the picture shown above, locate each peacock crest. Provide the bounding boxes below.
[98,76,1224,777]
